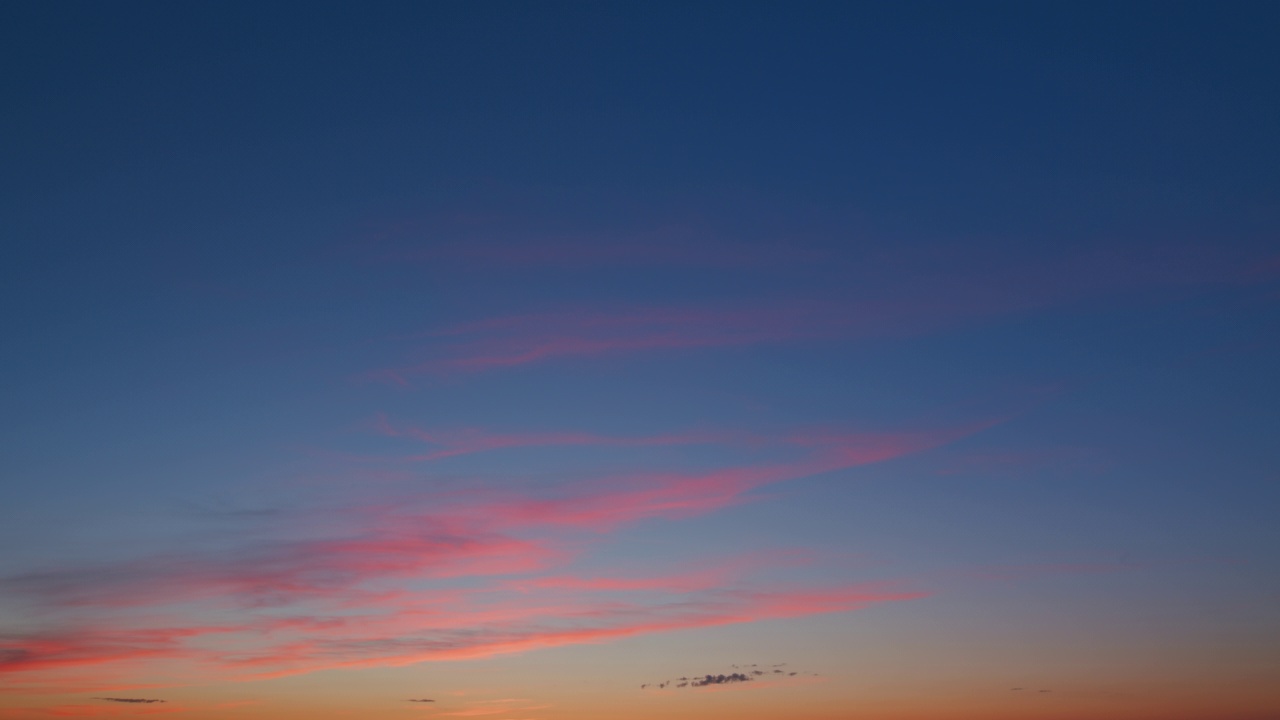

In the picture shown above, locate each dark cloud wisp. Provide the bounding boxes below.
[691,672,752,687]
[643,664,815,691]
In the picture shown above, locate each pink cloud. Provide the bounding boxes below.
[0,627,241,676]
[5,418,979,615]
[363,241,1280,381]
[44,708,117,718]
[4,520,563,611]
[224,582,925,680]
[499,550,813,595]
[368,297,1020,379]
[0,415,986,689]
[372,304,848,379]
[2,548,913,686]
[370,415,977,466]
[39,704,188,717]
[0,493,922,686]
[421,426,957,533]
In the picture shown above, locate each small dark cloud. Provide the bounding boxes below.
[642,663,811,691]
[407,698,435,703]
[94,698,165,704]
[1039,689,1051,693]
[691,673,752,687]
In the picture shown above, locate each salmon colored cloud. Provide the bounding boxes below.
[224,582,925,680]
[0,627,241,675]
[0,415,983,690]
[30,703,188,716]
[2,521,561,611]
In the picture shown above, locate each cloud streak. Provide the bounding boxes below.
[367,241,1280,382]
[0,414,986,690]
[369,416,969,468]
[224,583,922,679]
[372,305,856,381]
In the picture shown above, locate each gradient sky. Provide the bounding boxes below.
[3,2,1279,719]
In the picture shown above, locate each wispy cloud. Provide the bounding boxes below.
[496,553,804,594]
[365,241,1279,382]
[370,304,858,381]
[0,537,918,686]
[368,413,982,466]
[222,583,922,679]
[0,413,990,690]
[364,297,979,380]
[28,705,187,717]
[1,520,560,610]
[0,627,240,676]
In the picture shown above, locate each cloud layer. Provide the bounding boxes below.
[0,417,966,689]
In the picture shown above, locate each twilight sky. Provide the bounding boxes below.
[2,2,1279,719]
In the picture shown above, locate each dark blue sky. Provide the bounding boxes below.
[7,2,1279,224]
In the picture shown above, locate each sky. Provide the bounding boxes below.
[2,2,1279,718]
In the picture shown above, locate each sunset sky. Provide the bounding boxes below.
[2,2,1279,719]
